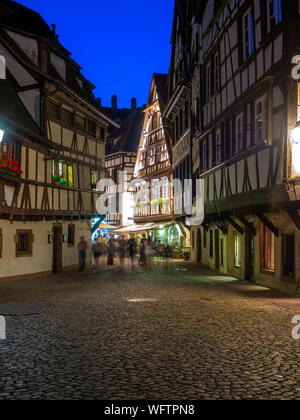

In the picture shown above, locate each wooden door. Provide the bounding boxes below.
[245,229,255,282]
[197,228,202,263]
[53,224,63,274]
[214,230,220,270]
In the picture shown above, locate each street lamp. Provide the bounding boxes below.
[290,121,300,176]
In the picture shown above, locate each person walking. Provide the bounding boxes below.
[78,236,88,272]
[107,237,115,266]
[127,235,137,268]
[92,240,102,268]
[144,238,154,271]
[140,234,147,265]
[118,235,127,268]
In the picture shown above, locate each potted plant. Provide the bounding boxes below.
[0,156,23,177]
[53,175,68,185]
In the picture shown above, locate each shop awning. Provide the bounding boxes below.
[114,223,155,234]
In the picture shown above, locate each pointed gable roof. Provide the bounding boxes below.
[106,108,144,155]
[147,73,168,110]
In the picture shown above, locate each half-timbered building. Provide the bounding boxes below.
[163,0,193,223]
[0,0,117,280]
[132,73,188,246]
[189,0,300,294]
[105,107,144,228]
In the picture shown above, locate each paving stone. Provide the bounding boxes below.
[0,261,299,400]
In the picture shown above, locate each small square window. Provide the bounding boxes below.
[15,230,33,257]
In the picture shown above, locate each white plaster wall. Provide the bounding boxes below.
[0,220,92,279]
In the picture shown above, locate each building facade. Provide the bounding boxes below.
[187,0,300,294]
[0,0,117,280]
[132,73,188,248]
[105,108,144,228]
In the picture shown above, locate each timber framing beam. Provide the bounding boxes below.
[256,213,279,237]
[225,217,244,236]
[287,209,300,231]
[216,222,228,236]
[237,216,256,237]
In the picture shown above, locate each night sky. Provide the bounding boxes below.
[16,0,174,109]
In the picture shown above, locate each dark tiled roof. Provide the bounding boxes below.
[100,107,132,128]
[0,0,69,56]
[153,73,168,108]
[0,80,56,149]
[106,108,143,155]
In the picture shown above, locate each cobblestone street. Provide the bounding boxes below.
[0,260,300,400]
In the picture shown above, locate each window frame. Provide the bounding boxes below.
[216,128,221,164]
[235,113,244,154]
[267,0,282,33]
[255,94,268,144]
[234,232,242,268]
[243,8,255,60]
[68,224,75,248]
[15,229,33,258]
[260,222,275,272]
[206,61,211,103]
[282,233,295,281]
[214,52,220,92]
[53,160,74,187]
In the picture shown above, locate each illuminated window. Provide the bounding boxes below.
[53,160,73,187]
[162,178,169,199]
[267,0,282,33]
[243,8,254,60]
[91,169,99,189]
[234,233,242,267]
[260,223,275,271]
[1,140,15,159]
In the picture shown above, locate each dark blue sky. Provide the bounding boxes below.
[17,0,174,108]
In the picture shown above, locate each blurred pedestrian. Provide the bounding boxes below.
[92,241,102,268]
[144,238,154,271]
[107,237,115,266]
[78,236,88,271]
[140,234,147,265]
[127,235,137,268]
[118,235,127,268]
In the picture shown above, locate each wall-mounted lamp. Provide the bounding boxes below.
[0,129,4,143]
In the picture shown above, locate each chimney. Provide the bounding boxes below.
[51,24,56,34]
[112,94,117,110]
[131,97,137,110]
[96,97,102,107]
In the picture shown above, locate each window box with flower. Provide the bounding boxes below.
[0,155,23,178]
